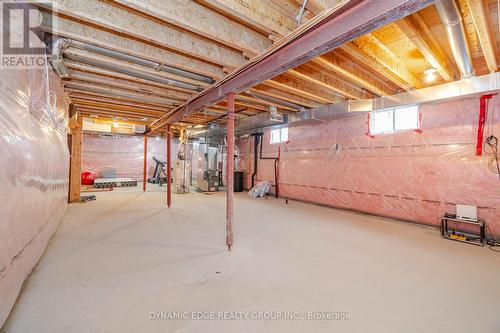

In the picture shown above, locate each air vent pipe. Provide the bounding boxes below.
[435,0,474,78]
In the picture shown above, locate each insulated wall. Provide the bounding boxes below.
[238,96,500,235]
[0,67,70,326]
[82,134,178,180]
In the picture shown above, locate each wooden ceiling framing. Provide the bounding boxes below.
[40,0,500,131]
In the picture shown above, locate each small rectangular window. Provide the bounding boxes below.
[370,105,419,135]
[394,105,419,131]
[372,109,394,134]
[270,127,288,144]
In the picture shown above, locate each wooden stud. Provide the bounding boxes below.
[69,115,83,203]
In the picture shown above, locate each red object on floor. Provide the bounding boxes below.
[81,171,95,185]
[476,94,496,156]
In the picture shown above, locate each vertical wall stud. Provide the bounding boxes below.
[69,116,83,203]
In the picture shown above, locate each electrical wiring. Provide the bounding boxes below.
[484,135,499,179]
[485,223,500,253]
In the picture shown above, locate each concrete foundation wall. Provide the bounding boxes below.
[237,96,500,234]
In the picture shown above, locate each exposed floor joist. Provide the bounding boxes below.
[465,0,498,72]
[42,0,248,68]
[396,13,456,81]
[109,0,272,56]
[41,14,225,79]
[195,0,297,37]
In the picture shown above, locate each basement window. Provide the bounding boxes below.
[270,127,288,144]
[370,105,419,135]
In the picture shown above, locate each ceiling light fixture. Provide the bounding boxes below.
[424,68,437,82]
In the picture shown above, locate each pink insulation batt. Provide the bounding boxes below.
[237,96,500,235]
[82,135,178,180]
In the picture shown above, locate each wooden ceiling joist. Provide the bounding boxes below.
[152,0,435,129]
[396,13,456,81]
[80,115,151,125]
[250,84,320,108]
[69,93,173,113]
[44,0,247,68]
[66,89,177,110]
[237,94,299,112]
[75,105,163,118]
[68,72,192,101]
[42,14,225,79]
[287,63,374,99]
[76,105,161,119]
[341,35,423,91]
[265,75,339,104]
[64,82,180,106]
[110,0,271,56]
[65,62,197,97]
[63,48,207,91]
[71,100,168,116]
[312,51,395,96]
[465,0,498,73]
[195,0,297,37]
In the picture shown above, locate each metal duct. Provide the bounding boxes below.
[435,0,474,78]
[69,40,214,84]
[349,72,500,112]
[63,50,203,92]
[49,38,71,78]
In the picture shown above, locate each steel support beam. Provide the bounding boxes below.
[143,136,148,192]
[151,0,434,130]
[166,125,172,208]
[226,93,235,251]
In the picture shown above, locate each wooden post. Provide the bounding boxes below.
[166,125,172,208]
[143,136,148,192]
[69,116,83,203]
[226,93,235,251]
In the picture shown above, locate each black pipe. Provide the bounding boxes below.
[251,133,260,188]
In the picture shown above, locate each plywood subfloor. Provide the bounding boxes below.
[3,186,500,332]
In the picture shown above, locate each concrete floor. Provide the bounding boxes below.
[3,185,500,333]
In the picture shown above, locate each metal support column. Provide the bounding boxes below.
[166,125,172,207]
[143,136,148,192]
[226,93,235,251]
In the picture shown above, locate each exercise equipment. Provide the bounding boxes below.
[148,156,168,186]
